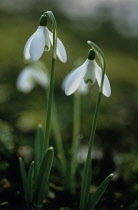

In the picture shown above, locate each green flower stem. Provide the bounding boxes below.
[79,92,102,210]
[52,101,67,174]
[43,11,57,154]
[69,92,81,192]
[80,41,106,210]
[43,58,56,153]
[71,92,81,154]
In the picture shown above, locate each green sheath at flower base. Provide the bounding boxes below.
[88,50,95,60]
[39,15,47,26]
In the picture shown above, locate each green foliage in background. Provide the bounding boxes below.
[0,12,138,209]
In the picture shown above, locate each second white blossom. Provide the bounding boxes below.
[64,50,111,97]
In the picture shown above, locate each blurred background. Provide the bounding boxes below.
[0,0,138,209]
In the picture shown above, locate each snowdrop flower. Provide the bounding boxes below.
[24,15,67,63]
[17,62,49,93]
[64,50,111,97]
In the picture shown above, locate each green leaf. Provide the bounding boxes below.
[27,161,34,203]
[19,157,28,201]
[34,124,44,181]
[80,161,92,210]
[87,173,113,210]
[33,147,54,207]
[52,101,67,175]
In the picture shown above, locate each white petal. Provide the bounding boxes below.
[62,70,72,90]
[95,61,111,97]
[84,60,96,84]
[65,60,88,95]
[44,27,51,51]
[24,33,35,60]
[62,71,88,95]
[48,30,67,63]
[56,37,67,63]
[78,81,89,95]
[30,26,46,61]
[32,69,49,88]
[17,66,35,93]
[17,66,49,93]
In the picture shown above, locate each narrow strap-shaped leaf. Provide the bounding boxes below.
[34,124,44,181]
[87,173,113,210]
[80,160,92,210]
[27,161,34,203]
[69,92,81,191]
[33,147,54,207]
[19,157,28,201]
[52,101,67,175]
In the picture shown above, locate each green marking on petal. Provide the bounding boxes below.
[45,45,49,51]
[84,79,93,84]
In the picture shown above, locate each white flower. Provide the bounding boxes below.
[17,64,49,93]
[24,15,67,63]
[64,50,111,97]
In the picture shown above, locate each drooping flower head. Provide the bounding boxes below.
[64,49,111,97]
[24,15,67,63]
[17,61,49,93]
